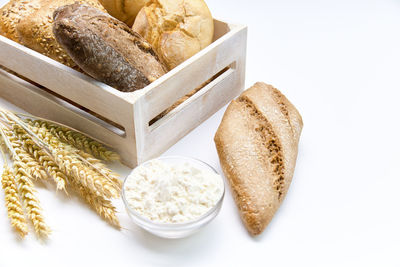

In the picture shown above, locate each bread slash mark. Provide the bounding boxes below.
[237,96,286,199]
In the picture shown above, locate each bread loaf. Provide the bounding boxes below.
[132,0,214,70]
[214,82,303,235]
[0,0,41,42]
[12,0,105,68]
[53,3,167,92]
[99,0,149,27]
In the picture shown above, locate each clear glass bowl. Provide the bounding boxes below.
[121,156,225,239]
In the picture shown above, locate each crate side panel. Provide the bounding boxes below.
[137,69,238,162]
[138,26,247,123]
[0,36,135,126]
[0,70,138,167]
[134,25,247,163]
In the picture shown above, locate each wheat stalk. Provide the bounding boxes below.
[68,179,120,228]
[34,124,120,196]
[53,148,119,198]
[25,124,119,198]
[1,126,48,181]
[13,125,67,192]
[78,151,122,189]
[1,164,28,238]
[0,126,50,238]
[14,161,51,238]
[9,114,120,198]
[0,110,122,234]
[29,120,120,162]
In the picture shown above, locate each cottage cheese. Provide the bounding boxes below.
[124,159,223,223]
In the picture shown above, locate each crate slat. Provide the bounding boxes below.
[0,68,138,165]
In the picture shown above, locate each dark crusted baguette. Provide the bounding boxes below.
[52,3,167,92]
[214,82,303,235]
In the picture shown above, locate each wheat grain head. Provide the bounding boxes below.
[14,161,51,239]
[69,180,120,228]
[29,120,120,161]
[3,127,47,180]
[1,167,28,238]
[13,126,67,191]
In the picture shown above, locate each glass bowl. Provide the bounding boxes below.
[121,156,225,239]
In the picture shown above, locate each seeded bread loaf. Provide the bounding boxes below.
[12,0,105,68]
[53,3,167,92]
[0,0,41,42]
[214,82,303,235]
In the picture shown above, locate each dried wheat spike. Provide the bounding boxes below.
[14,161,51,238]
[69,180,120,228]
[3,127,47,180]
[53,149,119,199]
[13,126,67,191]
[1,167,28,238]
[79,151,122,189]
[14,147,47,180]
[25,123,116,197]
[29,120,120,162]
[26,124,119,198]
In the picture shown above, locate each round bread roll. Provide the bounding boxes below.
[132,0,214,69]
[98,0,149,26]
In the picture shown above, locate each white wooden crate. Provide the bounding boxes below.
[0,18,247,168]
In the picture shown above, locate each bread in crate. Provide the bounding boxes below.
[0,0,247,167]
[52,3,167,92]
[0,0,106,68]
[132,0,214,70]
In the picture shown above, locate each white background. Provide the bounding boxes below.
[1,0,400,266]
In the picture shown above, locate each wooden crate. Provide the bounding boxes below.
[0,19,247,168]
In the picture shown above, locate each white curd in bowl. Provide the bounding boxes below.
[124,159,224,224]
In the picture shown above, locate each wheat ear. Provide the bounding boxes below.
[8,116,117,198]
[69,180,120,228]
[29,120,120,162]
[0,126,50,238]
[53,148,119,198]
[28,125,119,198]
[13,125,67,192]
[78,151,122,189]
[1,126,48,181]
[1,165,28,238]
[14,161,51,238]
[10,116,120,194]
